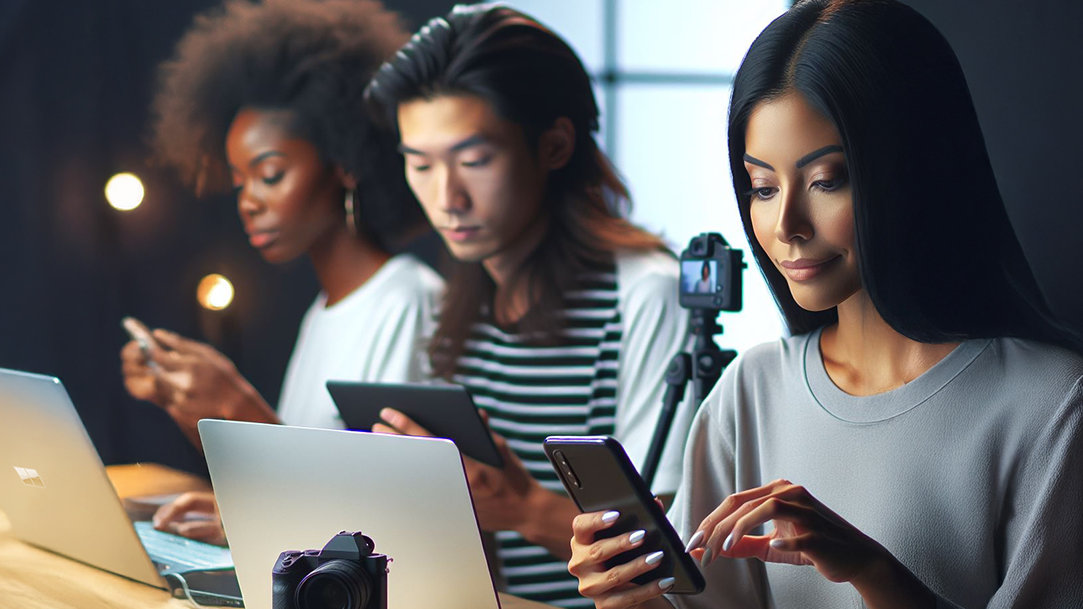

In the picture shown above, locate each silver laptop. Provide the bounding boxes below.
[200,419,502,609]
[0,367,233,588]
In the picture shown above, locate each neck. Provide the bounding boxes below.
[482,214,550,325]
[308,226,390,307]
[820,291,960,396]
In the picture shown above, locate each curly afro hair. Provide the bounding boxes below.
[151,0,420,249]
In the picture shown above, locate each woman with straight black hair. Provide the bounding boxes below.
[568,1,1083,608]
[365,5,696,607]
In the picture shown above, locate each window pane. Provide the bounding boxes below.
[613,82,784,350]
[617,0,788,75]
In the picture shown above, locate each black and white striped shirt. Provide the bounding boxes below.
[454,266,622,608]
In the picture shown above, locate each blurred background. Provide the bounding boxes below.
[1,0,1080,475]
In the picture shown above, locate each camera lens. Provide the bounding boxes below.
[296,560,372,609]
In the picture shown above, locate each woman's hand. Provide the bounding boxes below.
[120,336,191,408]
[373,408,580,558]
[152,491,227,546]
[120,328,278,446]
[567,510,675,609]
[688,479,935,608]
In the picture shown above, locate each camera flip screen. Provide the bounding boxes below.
[677,233,744,312]
[681,260,720,295]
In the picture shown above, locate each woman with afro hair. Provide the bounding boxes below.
[119,0,443,542]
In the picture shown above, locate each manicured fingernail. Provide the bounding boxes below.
[658,577,675,590]
[700,547,712,568]
[644,550,664,565]
[628,529,646,545]
[601,510,620,523]
[769,538,785,549]
[722,532,735,552]
[684,530,704,552]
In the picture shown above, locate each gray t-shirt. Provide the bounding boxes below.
[669,329,1083,608]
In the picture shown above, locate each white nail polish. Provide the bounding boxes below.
[601,510,620,523]
[658,577,675,590]
[700,547,712,568]
[645,550,664,565]
[628,529,646,545]
[722,532,735,552]
[684,530,704,552]
[769,538,785,549]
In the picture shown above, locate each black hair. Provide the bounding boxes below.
[150,0,420,250]
[365,3,664,376]
[729,0,1080,351]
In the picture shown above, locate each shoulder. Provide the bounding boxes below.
[372,255,445,303]
[977,337,1083,405]
[707,332,811,407]
[613,248,679,305]
[989,336,1083,375]
[615,248,678,283]
[383,255,445,291]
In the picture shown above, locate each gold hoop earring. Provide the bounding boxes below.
[344,188,357,236]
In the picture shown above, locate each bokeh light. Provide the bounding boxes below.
[197,274,234,311]
[104,172,145,211]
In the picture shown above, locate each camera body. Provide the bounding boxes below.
[678,232,744,311]
[272,531,388,609]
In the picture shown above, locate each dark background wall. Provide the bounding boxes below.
[900,0,1083,329]
[0,0,1080,475]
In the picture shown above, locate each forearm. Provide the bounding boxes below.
[518,487,581,560]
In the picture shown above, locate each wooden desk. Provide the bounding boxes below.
[0,464,554,609]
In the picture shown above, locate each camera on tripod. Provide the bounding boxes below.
[641,232,745,487]
[678,232,744,312]
[272,531,388,609]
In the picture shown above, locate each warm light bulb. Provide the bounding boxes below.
[104,172,145,211]
[197,274,234,311]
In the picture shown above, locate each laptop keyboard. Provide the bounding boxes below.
[134,520,234,573]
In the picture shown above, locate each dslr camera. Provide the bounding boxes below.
[678,232,744,311]
[272,531,388,609]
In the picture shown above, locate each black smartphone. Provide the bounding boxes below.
[165,568,244,607]
[325,381,504,468]
[543,436,705,594]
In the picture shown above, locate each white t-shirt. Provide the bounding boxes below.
[276,255,444,429]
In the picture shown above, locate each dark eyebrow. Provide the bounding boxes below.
[398,134,490,156]
[743,153,773,171]
[248,150,284,168]
[795,145,843,169]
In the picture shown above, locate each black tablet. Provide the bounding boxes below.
[543,435,705,595]
[326,381,504,468]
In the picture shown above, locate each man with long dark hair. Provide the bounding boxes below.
[365,5,696,607]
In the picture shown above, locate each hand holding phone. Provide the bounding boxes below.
[122,316,162,369]
[544,436,705,595]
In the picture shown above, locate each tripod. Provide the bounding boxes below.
[640,308,737,488]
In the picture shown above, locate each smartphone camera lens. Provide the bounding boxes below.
[554,451,582,489]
